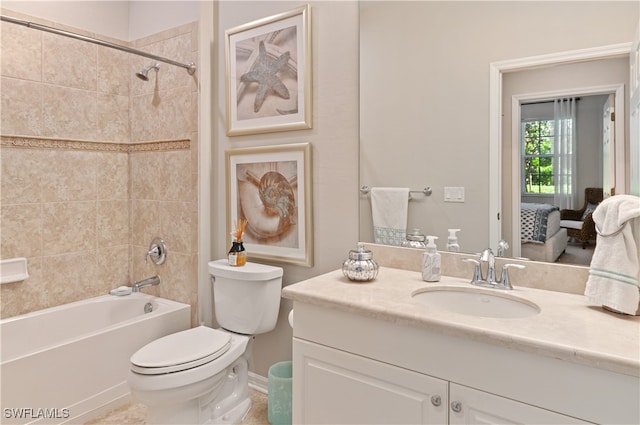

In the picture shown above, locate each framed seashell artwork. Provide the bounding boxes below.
[226,143,313,266]
[225,5,312,136]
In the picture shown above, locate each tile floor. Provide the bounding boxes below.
[85,389,269,424]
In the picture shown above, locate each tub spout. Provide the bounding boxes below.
[132,275,161,292]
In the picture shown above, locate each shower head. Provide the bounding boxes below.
[136,63,160,81]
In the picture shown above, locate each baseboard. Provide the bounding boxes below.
[248,372,268,394]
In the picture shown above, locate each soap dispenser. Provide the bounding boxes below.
[422,236,441,282]
[446,229,461,252]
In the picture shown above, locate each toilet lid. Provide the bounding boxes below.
[130,326,231,375]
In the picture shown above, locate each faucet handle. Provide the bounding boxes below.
[144,237,167,265]
[463,258,482,283]
[496,240,509,257]
[500,264,525,290]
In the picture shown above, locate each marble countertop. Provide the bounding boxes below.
[282,267,640,377]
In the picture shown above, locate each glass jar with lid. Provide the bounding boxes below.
[342,243,379,282]
[401,229,426,249]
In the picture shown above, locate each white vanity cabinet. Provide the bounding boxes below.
[294,338,588,425]
[294,338,448,424]
[290,299,637,425]
[447,384,587,425]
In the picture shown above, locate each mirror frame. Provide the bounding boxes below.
[488,42,633,254]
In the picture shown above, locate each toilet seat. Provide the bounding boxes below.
[131,326,231,375]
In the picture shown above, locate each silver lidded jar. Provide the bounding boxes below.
[342,243,379,282]
[401,229,426,249]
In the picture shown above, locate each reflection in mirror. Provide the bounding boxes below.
[359,1,639,266]
[502,57,630,266]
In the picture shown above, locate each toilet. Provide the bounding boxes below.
[127,260,283,425]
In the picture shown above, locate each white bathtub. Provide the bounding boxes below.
[0,293,191,424]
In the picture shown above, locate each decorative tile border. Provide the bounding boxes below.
[0,136,190,153]
[128,139,192,153]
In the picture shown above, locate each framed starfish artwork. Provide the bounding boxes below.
[225,5,312,136]
[225,143,313,266]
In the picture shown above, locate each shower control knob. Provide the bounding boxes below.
[145,237,167,265]
[430,395,441,407]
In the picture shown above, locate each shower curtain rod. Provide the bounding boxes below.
[0,14,196,75]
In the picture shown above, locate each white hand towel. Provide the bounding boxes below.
[370,187,410,246]
[584,195,640,315]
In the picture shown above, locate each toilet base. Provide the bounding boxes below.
[141,359,251,425]
[206,353,251,424]
[205,398,251,425]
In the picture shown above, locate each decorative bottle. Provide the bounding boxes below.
[228,239,247,266]
[228,219,248,267]
[342,243,379,282]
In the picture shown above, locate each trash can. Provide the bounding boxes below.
[268,360,292,425]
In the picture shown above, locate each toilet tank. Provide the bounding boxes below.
[208,259,283,334]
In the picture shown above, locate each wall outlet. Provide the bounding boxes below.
[444,187,465,202]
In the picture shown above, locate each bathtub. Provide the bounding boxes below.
[0,293,190,424]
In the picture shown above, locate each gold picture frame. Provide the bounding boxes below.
[226,143,313,266]
[225,5,312,136]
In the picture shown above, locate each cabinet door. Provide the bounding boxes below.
[293,338,447,425]
[449,384,592,425]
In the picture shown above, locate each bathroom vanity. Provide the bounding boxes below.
[282,262,640,424]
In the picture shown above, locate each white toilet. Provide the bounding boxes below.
[127,260,283,425]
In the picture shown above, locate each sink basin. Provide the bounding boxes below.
[412,287,540,318]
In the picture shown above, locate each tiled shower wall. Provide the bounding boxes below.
[0,11,199,323]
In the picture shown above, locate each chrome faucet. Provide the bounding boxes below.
[132,275,161,292]
[464,249,524,290]
[480,248,497,284]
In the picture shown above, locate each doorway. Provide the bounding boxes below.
[511,90,622,264]
[509,83,626,261]
[488,45,631,262]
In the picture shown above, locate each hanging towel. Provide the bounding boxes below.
[371,187,410,246]
[584,195,640,315]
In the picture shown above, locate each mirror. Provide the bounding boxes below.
[359,1,639,265]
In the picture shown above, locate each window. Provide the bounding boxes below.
[522,120,554,194]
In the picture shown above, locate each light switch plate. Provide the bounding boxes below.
[444,187,465,202]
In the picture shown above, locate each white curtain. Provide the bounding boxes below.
[553,98,577,210]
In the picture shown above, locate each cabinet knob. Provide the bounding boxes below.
[450,401,462,413]
[430,395,441,407]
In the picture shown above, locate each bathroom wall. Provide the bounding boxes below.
[212,1,360,376]
[128,22,200,326]
[0,10,199,323]
[128,1,200,41]
[1,1,130,40]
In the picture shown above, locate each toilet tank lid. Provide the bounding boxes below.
[208,259,283,281]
